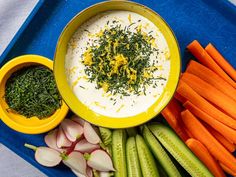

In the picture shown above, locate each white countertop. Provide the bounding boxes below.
[0,144,45,177]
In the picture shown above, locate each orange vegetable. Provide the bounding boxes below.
[181,110,236,172]
[177,81,236,129]
[187,40,236,88]
[206,124,235,153]
[183,101,236,143]
[186,138,226,177]
[186,60,236,102]
[184,127,194,138]
[161,98,189,141]
[181,72,236,119]
[174,92,186,103]
[205,43,236,82]
[220,163,236,177]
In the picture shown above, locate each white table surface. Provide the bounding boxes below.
[0,0,236,177]
[0,0,40,56]
[0,144,46,177]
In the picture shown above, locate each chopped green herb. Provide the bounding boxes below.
[128,22,136,28]
[79,85,85,89]
[112,20,118,24]
[82,24,163,96]
[5,66,61,119]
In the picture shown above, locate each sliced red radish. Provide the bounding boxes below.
[63,151,87,175]
[57,126,72,148]
[84,122,100,144]
[71,167,93,177]
[93,126,100,135]
[61,119,84,142]
[35,147,62,167]
[100,171,112,177]
[25,144,61,167]
[71,169,86,177]
[71,115,85,126]
[74,139,100,153]
[44,129,64,152]
[86,167,93,177]
[87,149,115,171]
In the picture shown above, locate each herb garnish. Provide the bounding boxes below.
[5,66,62,119]
[82,24,165,96]
[79,85,85,89]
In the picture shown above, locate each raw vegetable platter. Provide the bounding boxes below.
[0,0,236,177]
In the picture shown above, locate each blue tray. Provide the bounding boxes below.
[0,0,236,176]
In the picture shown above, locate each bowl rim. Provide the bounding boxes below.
[54,0,181,128]
[0,55,69,134]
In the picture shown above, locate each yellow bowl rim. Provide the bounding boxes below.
[0,55,69,134]
[54,0,181,128]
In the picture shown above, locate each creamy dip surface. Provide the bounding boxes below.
[65,10,170,118]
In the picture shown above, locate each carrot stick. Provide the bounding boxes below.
[177,81,236,129]
[186,60,236,102]
[205,124,235,153]
[181,110,236,172]
[162,100,178,128]
[183,101,236,143]
[186,138,226,177]
[181,73,236,119]
[205,43,236,82]
[174,92,186,103]
[187,40,236,88]
[161,98,189,141]
[184,127,194,138]
[220,162,236,177]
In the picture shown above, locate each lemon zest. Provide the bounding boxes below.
[94,101,106,109]
[128,14,132,23]
[83,48,93,66]
[102,82,109,92]
[110,54,128,75]
[116,104,125,113]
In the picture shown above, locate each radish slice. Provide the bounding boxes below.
[57,126,72,148]
[63,151,87,175]
[100,172,112,177]
[86,167,93,177]
[84,122,100,144]
[71,115,85,126]
[44,129,64,152]
[61,119,84,142]
[74,139,100,153]
[35,147,62,167]
[71,169,86,177]
[71,167,93,177]
[87,149,115,171]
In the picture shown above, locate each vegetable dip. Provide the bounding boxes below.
[65,11,170,118]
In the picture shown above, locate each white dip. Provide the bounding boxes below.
[65,10,170,118]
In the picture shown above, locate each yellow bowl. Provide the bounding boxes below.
[0,55,69,134]
[54,1,181,128]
